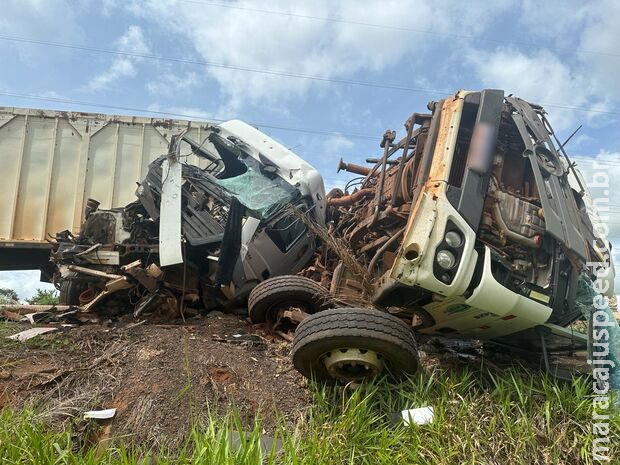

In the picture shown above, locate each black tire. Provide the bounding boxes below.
[292,307,419,383]
[59,272,87,305]
[248,275,332,324]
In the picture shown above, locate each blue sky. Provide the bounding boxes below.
[0,0,619,299]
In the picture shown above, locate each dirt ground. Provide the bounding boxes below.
[0,313,309,447]
[1,305,610,449]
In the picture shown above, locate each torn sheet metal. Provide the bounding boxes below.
[80,250,120,265]
[21,312,54,324]
[159,157,184,267]
[50,125,322,316]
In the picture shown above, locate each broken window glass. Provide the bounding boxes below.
[215,167,297,219]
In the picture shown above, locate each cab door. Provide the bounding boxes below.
[242,200,315,281]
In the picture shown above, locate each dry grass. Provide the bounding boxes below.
[292,208,375,307]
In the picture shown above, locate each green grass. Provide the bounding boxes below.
[1,367,618,464]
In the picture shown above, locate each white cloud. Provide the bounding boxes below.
[146,71,200,95]
[98,0,124,17]
[576,1,620,104]
[0,0,85,63]
[465,0,620,132]
[452,0,620,138]
[85,58,136,92]
[323,134,354,154]
[0,270,55,301]
[465,48,605,131]
[517,0,589,44]
[122,0,513,110]
[83,25,150,92]
[116,24,150,55]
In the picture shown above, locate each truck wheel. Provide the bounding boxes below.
[59,273,87,305]
[292,307,419,383]
[248,275,332,324]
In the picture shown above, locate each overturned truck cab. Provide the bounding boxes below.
[52,120,325,316]
[291,89,615,383]
[374,90,613,345]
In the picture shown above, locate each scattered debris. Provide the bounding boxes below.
[21,312,55,324]
[51,123,325,319]
[0,314,308,447]
[0,304,77,315]
[8,327,58,341]
[0,309,22,322]
[394,406,435,426]
[212,331,268,350]
[84,408,117,420]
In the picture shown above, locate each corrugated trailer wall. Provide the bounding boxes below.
[0,107,212,244]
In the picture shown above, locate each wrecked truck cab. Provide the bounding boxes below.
[209,121,326,297]
[217,120,326,225]
[52,120,325,315]
[375,91,612,343]
[291,89,614,383]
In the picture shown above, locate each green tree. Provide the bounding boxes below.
[0,288,20,304]
[27,289,59,305]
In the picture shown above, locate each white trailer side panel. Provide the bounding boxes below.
[0,107,212,244]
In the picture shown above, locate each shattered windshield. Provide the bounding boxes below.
[215,166,298,219]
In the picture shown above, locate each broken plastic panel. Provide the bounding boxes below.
[216,167,296,218]
[159,158,184,267]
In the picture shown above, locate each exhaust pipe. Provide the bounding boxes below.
[337,157,372,176]
[327,188,374,206]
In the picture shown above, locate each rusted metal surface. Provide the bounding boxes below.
[318,92,482,295]
[337,158,372,176]
[312,88,614,349]
[327,188,374,206]
[317,107,436,298]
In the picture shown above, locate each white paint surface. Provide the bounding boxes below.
[158,157,183,267]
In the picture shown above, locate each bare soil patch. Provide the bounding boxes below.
[0,315,309,447]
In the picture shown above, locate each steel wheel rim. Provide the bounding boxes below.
[322,347,384,382]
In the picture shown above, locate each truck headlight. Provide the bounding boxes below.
[436,250,456,269]
[444,230,463,248]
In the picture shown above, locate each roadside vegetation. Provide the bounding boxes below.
[0,288,20,305]
[0,287,59,305]
[26,289,59,305]
[2,366,617,465]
